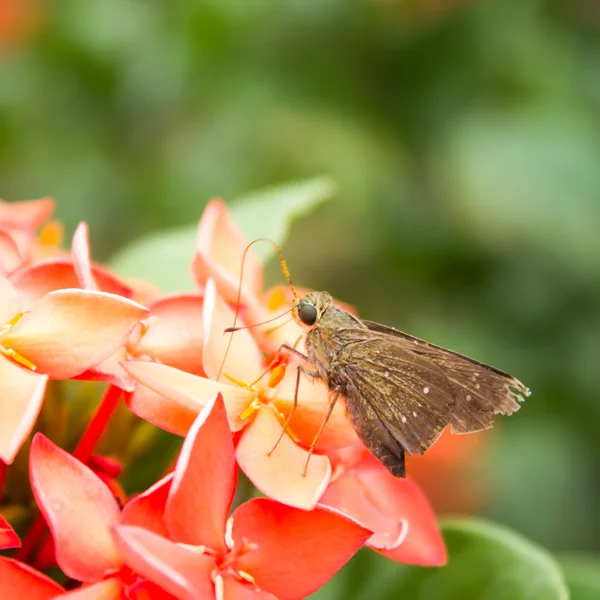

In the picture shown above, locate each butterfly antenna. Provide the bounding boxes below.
[216,238,297,381]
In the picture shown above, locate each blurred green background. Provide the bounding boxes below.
[1,0,599,596]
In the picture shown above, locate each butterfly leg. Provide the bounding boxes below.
[268,363,320,457]
[303,386,342,476]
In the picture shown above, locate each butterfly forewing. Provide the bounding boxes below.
[363,320,530,434]
[332,329,456,455]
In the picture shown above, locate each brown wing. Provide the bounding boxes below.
[332,329,456,456]
[363,320,530,434]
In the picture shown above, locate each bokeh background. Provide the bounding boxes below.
[2,0,600,594]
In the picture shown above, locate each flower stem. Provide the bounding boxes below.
[73,384,123,464]
[14,512,48,562]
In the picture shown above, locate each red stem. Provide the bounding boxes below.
[73,384,123,463]
[16,384,123,563]
[14,512,48,561]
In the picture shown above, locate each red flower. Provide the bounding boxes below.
[321,452,447,566]
[0,557,64,599]
[114,394,371,600]
[29,434,176,599]
[0,514,20,549]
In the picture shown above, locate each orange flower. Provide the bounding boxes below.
[0,274,148,463]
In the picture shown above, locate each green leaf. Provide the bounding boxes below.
[559,555,600,600]
[108,176,336,293]
[311,518,568,600]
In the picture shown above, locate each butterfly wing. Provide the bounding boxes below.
[333,328,456,457]
[363,320,530,434]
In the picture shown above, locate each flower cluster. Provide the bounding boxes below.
[0,197,447,599]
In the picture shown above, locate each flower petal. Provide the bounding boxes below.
[235,407,331,510]
[192,199,262,301]
[121,474,173,537]
[166,394,236,551]
[273,360,358,451]
[0,557,64,599]
[113,525,216,600]
[29,434,122,581]
[221,577,277,600]
[0,197,54,232]
[0,515,20,549]
[76,348,136,392]
[0,356,48,463]
[0,229,24,274]
[71,222,99,291]
[0,274,20,323]
[54,578,126,600]
[128,580,179,600]
[10,260,133,310]
[124,361,254,435]
[3,289,148,379]
[134,294,205,375]
[202,279,264,383]
[321,456,447,566]
[233,498,371,600]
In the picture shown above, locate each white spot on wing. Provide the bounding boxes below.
[423,386,429,394]
[401,416,407,423]
[412,411,417,417]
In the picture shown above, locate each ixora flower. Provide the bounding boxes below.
[9,221,205,391]
[0,514,20,550]
[113,394,371,600]
[0,274,149,463]
[123,278,357,511]
[28,432,178,599]
[0,557,65,599]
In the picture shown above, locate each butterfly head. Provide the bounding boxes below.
[293,291,332,331]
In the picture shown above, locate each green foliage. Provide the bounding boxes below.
[109,176,335,292]
[560,555,600,600]
[312,518,569,600]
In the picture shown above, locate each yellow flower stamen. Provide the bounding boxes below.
[268,364,286,389]
[239,398,261,421]
[38,220,63,247]
[267,287,286,312]
[1,347,37,371]
[224,372,253,389]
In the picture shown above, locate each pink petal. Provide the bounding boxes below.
[29,434,122,581]
[233,498,371,600]
[273,360,358,451]
[0,356,48,463]
[0,197,55,232]
[76,348,136,392]
[0,273,20,323]
[0,557,64,599]
[133,294,205,375]
[0,229,24,274]
[113,525,216,600]
[71,222,99,290]
[121,474,173,537]
[166,395,236,552]
[3,289,148,379]
[54,578,126,600]
[221,577,277,600]
[235,406,331,510]
[321,456,447,566]
[0,515,20,549]
[10,260,133,311]
[192,199,262,302]
[202,279,264,383]
[128,580,179,600]
[124,361,254,435]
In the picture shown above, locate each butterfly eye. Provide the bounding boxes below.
[298,303,318,326]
